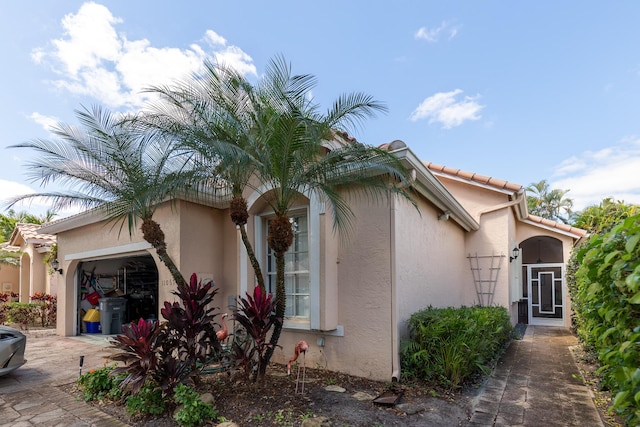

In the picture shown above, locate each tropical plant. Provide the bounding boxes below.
[7,105,202,287]
[144,55,416,373]
[159,272,222,383]
[0,209,56,243]
[111,273,221,395]
[573,214,640,424]
[526,179,574,224]
[110,317,164,394]
[400,306,512,389]
[571,197,638,234]
[233,285,282,380]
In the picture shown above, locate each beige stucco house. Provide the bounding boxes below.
[0,244,20,297]
[5,223,58,301]
[39,140,585,381]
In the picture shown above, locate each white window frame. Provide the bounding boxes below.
[249,198,321,330]
[265,209,311,326]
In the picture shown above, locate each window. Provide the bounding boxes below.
[266,213,310,320]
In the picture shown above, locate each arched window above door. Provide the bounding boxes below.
[520,236,563,264]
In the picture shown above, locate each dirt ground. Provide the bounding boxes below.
[65,364,477,426]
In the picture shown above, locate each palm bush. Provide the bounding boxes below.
[401,306,512,389]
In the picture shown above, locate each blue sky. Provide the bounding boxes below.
[2,1,640,217]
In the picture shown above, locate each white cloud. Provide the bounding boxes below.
[409,89,484,129]
[0,180,81,218]
[414,21,459,43]
[551,137,640,210]
[34,2,256,110]
[29,112,59,133]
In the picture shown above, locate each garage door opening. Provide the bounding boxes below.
[77,254,159,335]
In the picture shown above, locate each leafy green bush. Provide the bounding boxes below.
[125,383,167,416]
[574,214,640,425]
[77,365,123,402]
[1,294,57,328]
[400,306,512,389]
[173,383,218,427]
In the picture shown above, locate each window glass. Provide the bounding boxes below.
[267,213,310,319]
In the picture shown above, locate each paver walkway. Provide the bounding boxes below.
[0,326,606,426]
[470,326,604,427]
[0,329,127,426]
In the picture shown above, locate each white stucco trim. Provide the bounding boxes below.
[64,242,152,261]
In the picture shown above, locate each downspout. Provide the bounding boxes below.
[390,191,400,382]
[476,189,525,221]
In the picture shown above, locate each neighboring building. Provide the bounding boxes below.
[0,243,20,297]
[39,140,586,381]
[7,223,57,301]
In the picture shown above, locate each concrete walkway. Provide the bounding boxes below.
[0,329,127,426]
[0,326,605,426]
[470,326,604,427]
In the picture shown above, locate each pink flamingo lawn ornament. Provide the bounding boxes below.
[216,313,229,342]
[287,340,309,393]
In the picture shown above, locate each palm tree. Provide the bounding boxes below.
[145,56,416,378]
[527,179,574,224]
[143,62,268,291]
[7,105,200,287]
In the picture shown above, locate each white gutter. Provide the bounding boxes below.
[476,189,526,222]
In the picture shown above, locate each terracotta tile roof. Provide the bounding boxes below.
[11,223,57,245]
[525,214,588,238]
[424,162,524,193]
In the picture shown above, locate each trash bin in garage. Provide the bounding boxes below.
[99,297,127,335]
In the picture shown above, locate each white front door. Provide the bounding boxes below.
[527,263,565,326]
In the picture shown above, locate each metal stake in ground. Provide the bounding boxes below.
[287,340,309,394]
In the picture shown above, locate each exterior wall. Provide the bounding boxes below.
[516,222,577,328]
[436,176,506,221]
[269,199,394,381]
[433,176,525,323]
[55,200,234,335]
[394,196,473,337]
[393,195,473,379]
[0,264,20,295]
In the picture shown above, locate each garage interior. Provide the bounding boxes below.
[77,254,159,334]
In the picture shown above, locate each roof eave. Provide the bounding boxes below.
[391,147,480,232]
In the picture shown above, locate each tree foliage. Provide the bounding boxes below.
[7,106,204,286]
[571,197,638,234]
[0,209,55,243]
[526,179,573,224]
[144,55,416,376]
[573,214,640,424]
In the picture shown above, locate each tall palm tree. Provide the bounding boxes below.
[7,105,200,287]
[527,179,574,224]
[145,56,416,377]
[143,62,268,291]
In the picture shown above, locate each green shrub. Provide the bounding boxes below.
[125,383,167,416]
[77,365,123,402]
[400,305,512,389]
[574,214,640,425]
[173,383,218,427]
[1,295,57,328]
[4,302,37,326]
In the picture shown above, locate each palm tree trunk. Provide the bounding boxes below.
[141,218,186,288]
[263,250,286,371]
[238,225,266,292]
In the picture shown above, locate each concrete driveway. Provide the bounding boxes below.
[0,329,128,426]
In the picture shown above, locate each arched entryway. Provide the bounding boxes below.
[519,236,565,326]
